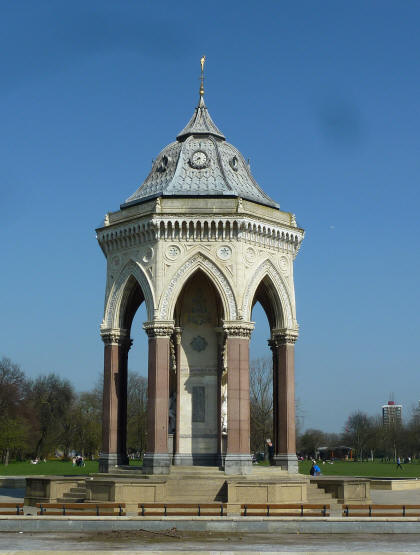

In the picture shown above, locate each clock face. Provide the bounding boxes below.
[190,150,208,169]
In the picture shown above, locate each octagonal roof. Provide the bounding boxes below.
[121,95,279,210]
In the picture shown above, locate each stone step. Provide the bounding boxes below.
[306,484,340,506]
[57,497,85,503]
[61,493,87,500]
[165,476,228,502]
[69,487,88,494]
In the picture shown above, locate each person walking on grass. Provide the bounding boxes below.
[396,456,404,470]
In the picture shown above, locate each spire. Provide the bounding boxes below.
[177,56,225,141]
[200,55,205,98]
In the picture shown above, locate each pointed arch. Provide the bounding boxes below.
[159,253,238,321]
[242,259,295,329]
[103,259,155,328]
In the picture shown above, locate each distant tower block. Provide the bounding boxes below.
[382,400,402,428]
[96,61,304,475]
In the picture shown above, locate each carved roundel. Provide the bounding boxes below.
[142,247,154,263]
[245,247,256,264]
[111,255,121,267]
[190,336,208,352]
[166,244,181,260]
[279,256,288,273]
[217,245,232,261]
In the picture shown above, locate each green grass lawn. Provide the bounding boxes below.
[1,458,420,478]
[299,459,420,478]
[0,458,145,476]
[0,460,99,476]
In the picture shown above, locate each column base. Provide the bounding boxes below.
[224,453,253,475]
[272,453,299,473]
[142,453,171,475]
[98,453,129,473]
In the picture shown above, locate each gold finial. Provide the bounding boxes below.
[199,55,206,97]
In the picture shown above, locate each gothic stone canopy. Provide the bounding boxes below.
[97,86,304,476]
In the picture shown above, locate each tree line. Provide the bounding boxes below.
[298,410,420,461]
[0,354,274,464]
[0,357,147,465]
[4,354,413,465]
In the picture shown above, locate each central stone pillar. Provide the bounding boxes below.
[99,328,131,472]
[143,320,174,474]
[223,321,254,475]
[271,329,299,473]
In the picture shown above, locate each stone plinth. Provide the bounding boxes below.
[311,476,371,504]
[24,476,85,506]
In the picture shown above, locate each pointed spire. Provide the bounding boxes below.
[200,55,206,98]
[177,57,225,141]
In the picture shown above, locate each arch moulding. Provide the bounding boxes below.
[103,259,155,329]
[159,253,238,321]
[241,258,295,330]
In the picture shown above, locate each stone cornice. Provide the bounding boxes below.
[143,320,175,338]
[97,212,304,256]
[223,321,255,339]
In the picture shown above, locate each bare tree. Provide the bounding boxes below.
[28,374,75,458]
[0,358,30,464]
[342,411,374,461]
[249,357,273,454]
[127,372,148,457]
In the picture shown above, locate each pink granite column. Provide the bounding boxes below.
[271,330,298,473]
[173,327,183,465]
[142,321,174,474]
[99,329,131,473]
[224,322,254,475]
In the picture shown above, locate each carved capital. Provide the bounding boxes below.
[143,320,175,338]
[173,327,183,345]
[271,328,299,345]
[100,328,132,348]
[223,321,254,339]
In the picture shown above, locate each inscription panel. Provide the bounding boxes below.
[192,386,205,423]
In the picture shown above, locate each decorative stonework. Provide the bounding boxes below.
[103,260,155,328]
[100,328,132,347]
[166,244,181,260]
[111,255,121,267]
[159,254,238,321]
[271,329,299,345]
[217,245,232,261]
[190,336,208,352]
[279,256,288,273]
[245,247,256,264]
[142,246,154,263]
[97,213,303,256]
[223,321,254,339]
[143,320,174,338]
[242,259,294,329]
[97,90,304,477]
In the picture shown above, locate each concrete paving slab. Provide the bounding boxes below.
[1,531,420,552]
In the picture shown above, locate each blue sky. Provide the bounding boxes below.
[1,1,419,432]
